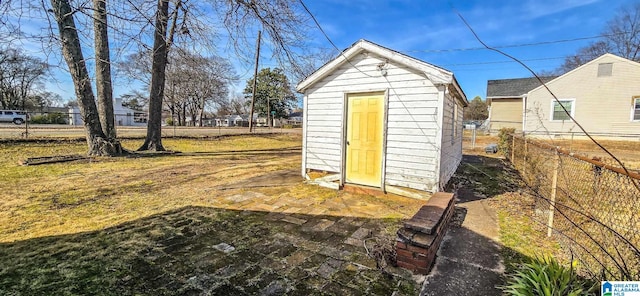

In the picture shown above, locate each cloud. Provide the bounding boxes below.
[523,0,600,19]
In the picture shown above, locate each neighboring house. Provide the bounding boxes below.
[215,114,250,127]
[486,76,556,133]
[287,111,303,127]
[524,53,640,137]
[297,39,468,195]
[68,98,147,126]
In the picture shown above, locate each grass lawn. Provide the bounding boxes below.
[452,151,562,273]
[0,134,424,295]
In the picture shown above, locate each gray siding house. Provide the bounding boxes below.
[296,39,468,196]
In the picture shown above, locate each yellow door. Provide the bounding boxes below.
[346,92,384,187]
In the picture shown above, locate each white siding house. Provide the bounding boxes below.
[297,40,467,195]
[69,98,147,126]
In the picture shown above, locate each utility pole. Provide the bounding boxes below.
[248,30,261,132]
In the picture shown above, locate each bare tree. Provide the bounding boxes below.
[557,2,640,73]
[0,47,47,110]
[229,94,250,115]
[50,0,123,156]
[139,0,172,151]
[168,52,234,126]
[94,0,116,139]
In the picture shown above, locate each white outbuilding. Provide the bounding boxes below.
[297,40,467,197]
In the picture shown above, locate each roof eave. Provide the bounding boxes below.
[296,39,455,93]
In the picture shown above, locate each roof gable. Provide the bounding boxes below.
[296,39,456,93]
[486,76,557,98]
[528,53,640,94]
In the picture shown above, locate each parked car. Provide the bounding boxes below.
[0,110,28,125]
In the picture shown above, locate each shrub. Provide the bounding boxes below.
[30,112,67,124]
[502,256,597,296]
[498,127,515,158]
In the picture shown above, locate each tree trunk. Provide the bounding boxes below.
[139,0,169,151]
[50,0,123,156]
[93,0,116,139]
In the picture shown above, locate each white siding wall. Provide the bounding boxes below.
[439,90,464,191]
[303,51,442,191]
[525,55,640,136]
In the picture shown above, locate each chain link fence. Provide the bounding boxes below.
[509,135,640,280]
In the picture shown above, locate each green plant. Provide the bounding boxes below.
[502,256,598,296]
[30,112,68,124]
[498,127,515,157]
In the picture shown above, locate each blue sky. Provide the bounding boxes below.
[37,0,633,103]
[297,0,632,99]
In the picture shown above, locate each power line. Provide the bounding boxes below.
[402,32,631,53]
[441,56,566,67]
[298,0,375,78]
[451,6,640,193]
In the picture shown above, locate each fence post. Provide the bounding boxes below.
[547,150,560,237]
[523,137,527,177]
[511,135,516,162]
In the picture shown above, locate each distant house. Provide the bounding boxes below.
[486,76,556,132]
[297,39,467,195]
[215,114,251,127]
[68,98,147,126]
[524,54,640,137]
[287,111,303,127]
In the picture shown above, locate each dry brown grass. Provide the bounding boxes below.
[544,138,640,170]
[0,135,303,243]
[0,134,424,244]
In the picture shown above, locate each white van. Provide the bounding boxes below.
[0,110,27,125]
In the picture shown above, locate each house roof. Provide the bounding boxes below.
[527,53,640,94]
[486,76,558,98]
[296,39,467,105]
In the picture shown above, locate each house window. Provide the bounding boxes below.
[597,63,613,77]
[134,112,147,123]
[633,97,640,121]
[551,99,574,121]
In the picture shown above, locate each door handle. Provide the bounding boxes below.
[346,141,350,145]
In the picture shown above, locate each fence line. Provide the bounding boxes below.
[509,135,640,280]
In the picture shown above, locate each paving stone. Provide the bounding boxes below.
[264,212,285,221]
[326,257,343,268]
[317,261,338,279]
[319,246,348,258]
[211,283,248,295]
[324,281,363,296]
[299,254,327,269]
[212,242,235,253]
[215,262,249,278]
[281,216,307,225]
[260,280,288,296]
[350,227,371,240]
[261,257,287,271]
[313,219,335,231]
[306,276,328,290]
[286,267,311,281]
[282,207,303,214]
[226,192,265,203]
[344,237,362,247]
[285,250,312,266]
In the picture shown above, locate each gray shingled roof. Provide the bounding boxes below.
[486,76,557,97]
